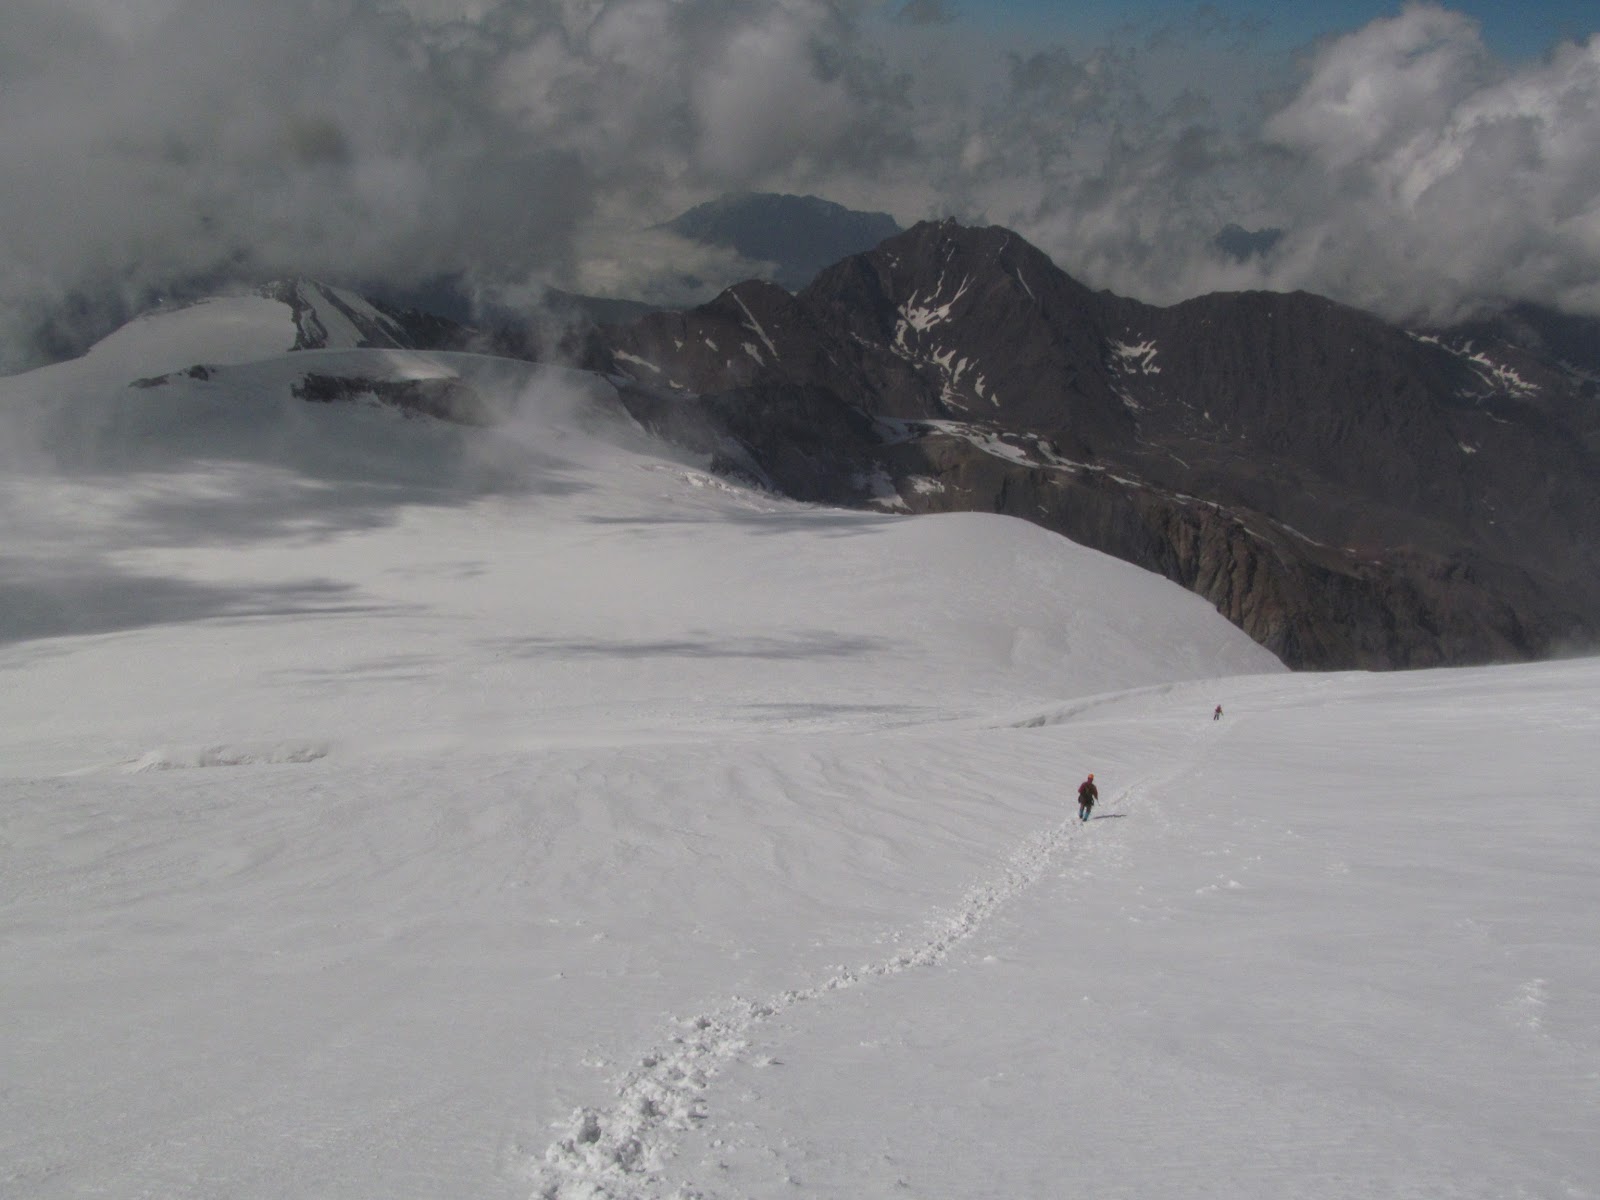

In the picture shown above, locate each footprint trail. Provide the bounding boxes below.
[526,793,1128,1199]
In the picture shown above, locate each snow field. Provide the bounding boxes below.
[653,666,1600,1200]
[10,662,1595,1199]
[3,297,1596,1199]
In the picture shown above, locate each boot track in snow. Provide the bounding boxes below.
[525,792,1128,1199]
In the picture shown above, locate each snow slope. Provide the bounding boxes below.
[2,302,1596,1199]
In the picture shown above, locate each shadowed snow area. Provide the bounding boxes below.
[1,299,1595,1199]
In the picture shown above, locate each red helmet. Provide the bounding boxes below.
[1087,773,1094,780]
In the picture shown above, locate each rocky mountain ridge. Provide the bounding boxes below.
[171,230,1596,671]
[579,220,1600,670]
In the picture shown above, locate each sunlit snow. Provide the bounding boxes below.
[2,298,1596,1200]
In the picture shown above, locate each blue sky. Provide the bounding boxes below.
[965,1,1596,62]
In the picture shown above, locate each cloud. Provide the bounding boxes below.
[1,0,570,366]
[1256,4,1600,320]
[1,0,1597,371]
[0,0,905,369]
[869,1,1600,324]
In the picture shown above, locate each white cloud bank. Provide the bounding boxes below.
[930,3,1600,323]
[1,1,1595,369]
[1258,5,1600,319]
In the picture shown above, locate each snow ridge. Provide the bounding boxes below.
[527,802,1113,1199]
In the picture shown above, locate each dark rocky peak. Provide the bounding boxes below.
[806,219,1098,325]
[707,278,804,345]
[794,221,1132,442]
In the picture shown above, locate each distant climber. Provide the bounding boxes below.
[1213,704,1223,721]
[1077,773,1098,822]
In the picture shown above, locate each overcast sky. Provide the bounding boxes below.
[2,1,1596,369]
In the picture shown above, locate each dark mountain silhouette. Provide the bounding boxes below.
[662,193,903,291]
[1213,224,1283,262]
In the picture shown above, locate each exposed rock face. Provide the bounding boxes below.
[585,220,1600,670]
